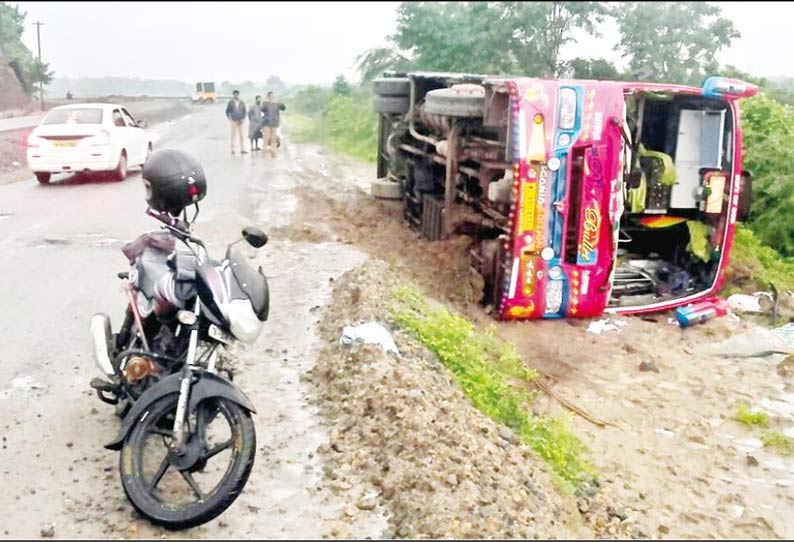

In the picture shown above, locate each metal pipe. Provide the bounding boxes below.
[408,78,441,147]
[443,124,461,237]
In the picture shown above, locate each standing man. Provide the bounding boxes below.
[248,95,263,151]
[261,91,286,158]
[225,90,247,155]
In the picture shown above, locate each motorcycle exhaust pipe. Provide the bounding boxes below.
[90,313,116,377]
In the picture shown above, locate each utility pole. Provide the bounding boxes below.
[33,21,44,111]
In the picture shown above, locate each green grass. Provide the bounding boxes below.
[734,402,770,428]
[286,93,378,163]
[724,224,794,296]
[762,431,794,456]
[389,286,595,489]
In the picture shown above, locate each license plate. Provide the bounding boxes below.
[53,141,77,148]
[208,324,232,344]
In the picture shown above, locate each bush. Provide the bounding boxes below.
[740,93,794,256]
[288,85,378,163]
[724,224,794,295]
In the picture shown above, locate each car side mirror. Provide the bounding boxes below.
[242,226,268,248]
[136,119,147,129]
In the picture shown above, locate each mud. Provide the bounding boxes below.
[277,132,794,540]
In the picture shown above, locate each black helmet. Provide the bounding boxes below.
[142,149,207,216]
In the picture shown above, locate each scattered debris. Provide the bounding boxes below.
[639,361,660,373]
[586,318,628,334]
[340,321,400,355]
[674,298,729,328]
[727,294,762,313]
[772,323,794,350]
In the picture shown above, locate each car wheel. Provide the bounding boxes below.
[112,151,128,182]
[35,172,51,185]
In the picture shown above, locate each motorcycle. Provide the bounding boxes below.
[89,206,269,529]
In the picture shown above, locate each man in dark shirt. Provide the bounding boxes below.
[225,90,248,155]
[260,91,286,157]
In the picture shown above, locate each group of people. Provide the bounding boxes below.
[225,90,286,157]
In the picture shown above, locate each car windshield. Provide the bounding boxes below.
[42,108,104,125]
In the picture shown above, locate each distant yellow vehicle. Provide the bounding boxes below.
[192,82,216,104]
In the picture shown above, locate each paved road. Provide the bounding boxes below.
[0,104,383,538]
[0,113,45,133]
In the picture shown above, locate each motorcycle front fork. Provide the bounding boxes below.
[172,300,202,450]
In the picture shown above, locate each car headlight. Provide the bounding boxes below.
[545,280,564,314]
[558,88,577,130]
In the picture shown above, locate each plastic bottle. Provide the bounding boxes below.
[674,298,730,328]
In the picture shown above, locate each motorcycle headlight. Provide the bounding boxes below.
[225,299,264,344]
[545,280,564,314]
[558,88,577,130]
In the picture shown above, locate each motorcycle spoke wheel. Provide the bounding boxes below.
[120,394,256,529]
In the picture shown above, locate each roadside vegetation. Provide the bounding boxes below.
[389,285,595,489]
[287,76,378,163]
[724,225,794,297]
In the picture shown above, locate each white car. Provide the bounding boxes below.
[26,103,152,184]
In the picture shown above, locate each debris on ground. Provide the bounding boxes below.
[586,318,629,334]
[727,293,762,313]
[772,323,794,350]
[340,321,400,355]
[674,298,730,328]
[638,361,660,373]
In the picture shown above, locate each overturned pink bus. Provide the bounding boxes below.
[372,73,757,320]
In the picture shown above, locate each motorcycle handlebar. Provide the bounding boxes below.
[146,208,191,232]
[145,208,206,250]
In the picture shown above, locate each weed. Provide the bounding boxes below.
[734,402,770,428]
[762,431,794,456]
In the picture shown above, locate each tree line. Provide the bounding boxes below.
[356,1,739,86]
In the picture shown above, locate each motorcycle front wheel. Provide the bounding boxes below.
[119,394,256,529]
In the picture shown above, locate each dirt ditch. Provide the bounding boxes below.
[281,137,794,539]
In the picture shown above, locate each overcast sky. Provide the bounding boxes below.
[13,1,794,85]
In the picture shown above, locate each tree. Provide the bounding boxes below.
[615,2,738,85]
[356,2,611,80]
[355,46,411,83]
[0,2,53,93]
[332,75,351,96]
[738,93,794,255]
[562,57,624,80]
[502,1,611,76]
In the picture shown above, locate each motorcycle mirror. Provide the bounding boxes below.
[242,226,268,248]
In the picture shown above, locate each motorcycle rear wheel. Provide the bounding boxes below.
[119,394,256,529]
